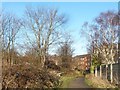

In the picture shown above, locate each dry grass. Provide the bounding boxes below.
[85,74,117,88]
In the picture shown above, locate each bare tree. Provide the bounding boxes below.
[24,7,67,68]
[2,12,22,65]
[57,33,74,69]
[81,10,119,82]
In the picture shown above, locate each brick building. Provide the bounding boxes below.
[73,54,91,71]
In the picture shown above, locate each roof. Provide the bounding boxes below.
[73,54,91,58]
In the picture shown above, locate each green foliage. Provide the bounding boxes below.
[90,65,94,74]
[90,54,101,73]
[59,76,75,88]
[92,54,101,67]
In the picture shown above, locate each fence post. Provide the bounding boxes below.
[110,63,113,83]
[106,64,108,80]
[100,65,102,78]
[95,67,97,77]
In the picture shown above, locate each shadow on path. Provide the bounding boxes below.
[68,77,90,88]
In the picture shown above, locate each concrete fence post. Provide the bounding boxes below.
[100,65,102,78]
[110,63,113,83]
[106,64,108,80]
[95,67,97,77]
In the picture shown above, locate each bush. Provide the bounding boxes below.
[2,63,60,89]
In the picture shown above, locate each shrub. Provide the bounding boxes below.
[2,63,60,89]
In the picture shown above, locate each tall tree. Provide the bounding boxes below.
[57,33,74,69]
[81,10,119,82]
[2,12,22,65]
[24,7,67,68]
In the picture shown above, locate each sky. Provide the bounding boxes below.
[2,2,118,56]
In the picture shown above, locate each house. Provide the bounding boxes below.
[73,54,91,71]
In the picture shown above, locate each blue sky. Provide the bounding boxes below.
[2,2,118,55]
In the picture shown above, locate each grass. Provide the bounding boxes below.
[85,76,93,88]
[59,76,75,88]
[58,70,83,88]
[85,74,118,88]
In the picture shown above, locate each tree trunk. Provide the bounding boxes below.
[11,39,14,65]
[42,55,46,68]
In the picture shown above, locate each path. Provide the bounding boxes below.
[68,77,90,88]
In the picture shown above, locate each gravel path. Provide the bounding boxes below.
[68,77,90,88]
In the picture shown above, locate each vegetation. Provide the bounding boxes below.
[1,7,67,88]
[85,74,117,88]
[59,76,75,88]
[0,4,119,88]
[81,10,119,83]
[2,63,60,88]
[57,35,74,69]
[59,70,83,88]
